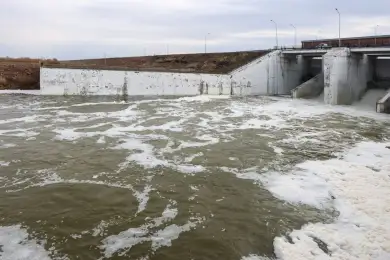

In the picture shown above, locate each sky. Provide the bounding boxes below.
[1,0,389,59]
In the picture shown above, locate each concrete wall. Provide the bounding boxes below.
[41,51,292,96]
[323,48,373,105]
[377,90,390,113]
[41,68,231,96]
[231,51,305,95]
[40,50,311,97]
[292,72,324,99]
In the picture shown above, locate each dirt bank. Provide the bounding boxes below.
[49,50,269,74]
[0,58,58,90]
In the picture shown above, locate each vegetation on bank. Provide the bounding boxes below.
[0,57,59,90]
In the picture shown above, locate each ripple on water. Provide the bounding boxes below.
[0,94,389,259]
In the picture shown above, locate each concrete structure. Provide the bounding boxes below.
[291,73,324,99]
[284,47,390,110]
[322,48,374,105]
[41,51,303,96]
[40,69,231,96]
[377,90,390,113]
[40,47,390,113]
[230,50,304,95]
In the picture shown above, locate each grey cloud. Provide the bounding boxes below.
[0,0,389,59]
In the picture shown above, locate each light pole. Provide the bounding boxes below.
[290,24,297,47]
[205,33,210,53]
[335,8,341,47]
[375,25,379,45]
[270,20,278,49]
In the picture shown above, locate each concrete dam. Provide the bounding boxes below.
[40,47,390,113]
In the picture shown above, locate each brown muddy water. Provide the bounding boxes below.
[0,94,389,260]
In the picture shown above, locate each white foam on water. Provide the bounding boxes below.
[241,255,271,260]
[97,136,106,144]
[0,129,40,138]
[163,135,219,153]
[0,90,41,95]
[71,101,126,107]
[34,106,69,111]
[176,95,230,102]
[115,138,168,170]
[134,185,153,214]
[0,225,52,260]
[92,221,109,237]
[190,185,199,191]
[53,128,92,141]
[100,201,185,258]
[7,171,137,195]
[0,115,39,125]
[242,141,390,260]
[268,143,284,155]
[0,143,17,149]
[184,152,203,163]
[0,161,10,167]
[260,170,332,209]
[150,222,196,251]
[174,164,206,174]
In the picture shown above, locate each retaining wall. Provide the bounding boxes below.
[41,51,284,96]
[41,69,231,96]
[291,73,324,99]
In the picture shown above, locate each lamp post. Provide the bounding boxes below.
[290,24,297,47]
[335,8,341,47]
[375,25,379,45]
[270,20,278,49]
[205,33,210,53]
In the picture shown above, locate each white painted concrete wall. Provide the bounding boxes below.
[40,50,310,97]
[41,68,231,96]
[323,48,372,105]
[230,51,304,95]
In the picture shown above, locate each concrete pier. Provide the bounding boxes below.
[323,48,373,105]
[377,90,390,113]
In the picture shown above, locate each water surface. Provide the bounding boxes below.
[0,94,388,260]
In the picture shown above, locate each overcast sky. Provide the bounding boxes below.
[1,0,389,59]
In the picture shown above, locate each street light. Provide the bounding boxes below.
[270,20,278,48]
[375,25,379,45]
[290,24,297,47]
[335,8,341,47]
[205,33,210,53]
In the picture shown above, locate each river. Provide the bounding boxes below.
[0,92,389,260]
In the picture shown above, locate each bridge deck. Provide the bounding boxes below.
[282,47,390,56]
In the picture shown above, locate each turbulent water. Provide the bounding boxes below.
[0,92,389,260]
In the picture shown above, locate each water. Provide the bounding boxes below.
[0,93,389,260]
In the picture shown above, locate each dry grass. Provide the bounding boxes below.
[56,51,269,74]
[0,57,58,90]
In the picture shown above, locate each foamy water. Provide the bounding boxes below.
[0,93,389,260]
